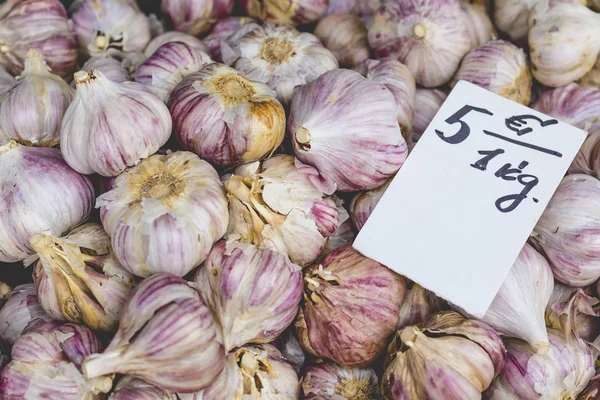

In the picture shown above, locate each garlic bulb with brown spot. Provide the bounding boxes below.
[314,13,370,68]
[240,0,328,26]
[494,0,537,42]
[452,40,532,105]
[169,63,285,167]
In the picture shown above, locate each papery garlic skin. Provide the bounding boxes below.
[224,154,345,266]
[232,23,338,106]
[484,330,595,399]
[383,311,506,400]
[355,59,416,136]
[0,142,94,262]
[61,69,171,177]
[83,273,225,393]
[298,245,407,367]
[368,0,471,87]
[0,322,108,400]
[321,200,354,255]
[0,49,74,146]
[145,31,209,58]
[110,376,177,400]
[169,63,285,167]
[0,284,54,344]
[409,88,447,147]
[314,14,370,69]
[195,240,302,352]
[136,42,212,102]
[494,0,537,42]
[579,374,600,400]
[70,0,151,58]
[301,361,380,399]
[0,0,77,78]
[453,40,532,105]
[528,0,600,87]
[82,57,129,83]
[203,17,260,64]
[31,222,136,332]
[350,179,390,231]
[461,1,496,49]
[288,69,407,194]
[240,0,327,26]
[534,174,600,286]
[0,66,14,95]
[397,282,448,330]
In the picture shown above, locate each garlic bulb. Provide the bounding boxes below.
[579,374,600,400]
[224,154,346,266]
[534,174,600,286]
[528,0,600,87]
[355,59,416,136]
[203,17,259,64]
[409,88,447,147]
[274,327,305,375]
[70,0,151,58]
[194,240,302,352]
[145,31,209,58]
[0,66,14,94]
[0,141,94,262]
[110,376,176,400]
[61,69,172,177]
[136,42,212,102]
[298,245,407,367]
[169,63,285,167]
[231,23,338,106]
[461,1,496,49]
[0,0,77,78]
[30,222,136,332]
[453,40,532,105]
[579,57,600,88]
[0,49,74,146]
[240,0,327,26]
[97,151,228,278]
[301,361,380,399]
[314,14,370,69]
[397,282,448,331]
[161,0,234,36]
[193,344,300,399]
[288,69,407,194]
[484,330,595,399]
[0,322,109,399]
[494,0,537,42]
[383,311,506,399]
[324,0,381,22]
[545,282,600,342]
[82,57,129,83]
[83,273,225,393]
[368,0,471,87]
[0,283,54,344]
[350,179,390,231]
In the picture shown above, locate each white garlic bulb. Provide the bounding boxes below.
[579,57,600,88]
[61,69,172,177]
[97,151,228,278]
[314,13,370,69]
[461,1,496,49]
[231,23,338,106]
[494,0,537,42]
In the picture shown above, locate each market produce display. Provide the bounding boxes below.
[0,0,599,399]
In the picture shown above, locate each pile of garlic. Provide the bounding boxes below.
[0,0,600,399]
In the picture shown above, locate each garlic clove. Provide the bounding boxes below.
[82,57,129,83]
[397,282,448,331]
[494,0,537,42]
[315,13,370,69]
[169,63,285,168]
[409,88,447,148]
[97,151,228,277]
[0,283,54,344]
[301,361,380,399]
[144,31,209,58]
[240,0,328,26]
[61,68,172,177]
[349,179,391,232]
[545,282,600,342]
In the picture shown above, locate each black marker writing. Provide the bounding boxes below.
[470,149,505,171]
[505,114,559,136]
[436,105,493,144]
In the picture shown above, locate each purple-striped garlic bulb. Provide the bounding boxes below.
[534,174,600,286]
[355,59,416,136]
[169,63,285,168]
[545,282,600,342]
[82,57,129,83]
[297,245,407,367]
[324,0,381,23]
[192,344,300,399]
[0,142,94,262]
[224,154,347,266]
[110,376,176,400]
[0,322,109,399]
[314,14,370,69]
[0,0,77,78]
[231,23,338,106]
[0,66,13,94]
[240,0,327,26]
[461,1,496,49]
[350,179,390,231]
[528,0,600,87]
[83,273,225,394]
[484,330,595,399]
[397,282,448,331]
[97,151,228,278]
[144,31,209,58]
[0,283,54,344]
[162,0,234,36]
[136,42,212,102]
[301,361,380,399]
[409,88,447,147]
[203,17,260,64]
[453,40,532,105]
[60,69,171,177]
[70,0,151,58]
[30,222,136,332]
[368,0,471,87]
[288,69,407,194]
[383,311,506,399]
[0,49,73,146]
[194,240,302,352]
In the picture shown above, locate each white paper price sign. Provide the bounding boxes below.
[353,81,587,317]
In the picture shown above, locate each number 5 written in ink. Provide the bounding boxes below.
[436,105,494,144]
